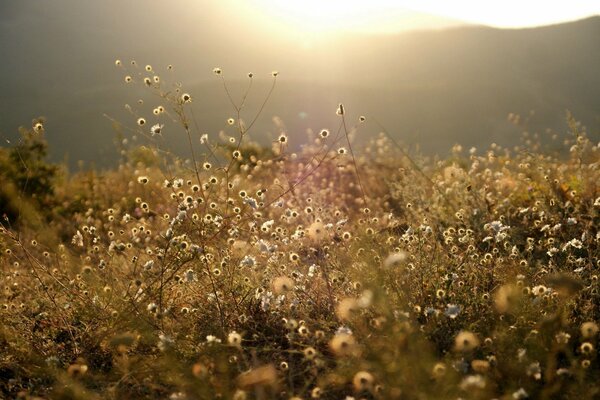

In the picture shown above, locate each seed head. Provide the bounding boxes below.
[228,331,242,348]
[581,322,599,338]
[454,331,480,352]
[352,371,374,392]
[272,276,294,295]
[181,93,192,103]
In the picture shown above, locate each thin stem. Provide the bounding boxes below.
[341,111,368,207]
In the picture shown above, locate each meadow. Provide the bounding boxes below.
[0,64,599,400]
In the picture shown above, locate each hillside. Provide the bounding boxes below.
[0,3,598,167]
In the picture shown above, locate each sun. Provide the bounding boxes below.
[249,0,406,34]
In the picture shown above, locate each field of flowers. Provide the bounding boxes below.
[0,65,599,399]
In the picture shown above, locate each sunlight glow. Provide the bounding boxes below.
[249,0,599,34]
[251,0,409,33]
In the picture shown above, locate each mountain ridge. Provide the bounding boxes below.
[0,8,598,168]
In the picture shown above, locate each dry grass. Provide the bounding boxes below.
[0,64,599,399]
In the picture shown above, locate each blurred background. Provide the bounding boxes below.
[0,0,598,169]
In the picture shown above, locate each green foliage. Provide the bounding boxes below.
[0,118,60,225]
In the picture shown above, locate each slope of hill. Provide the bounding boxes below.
[0,1,598,167]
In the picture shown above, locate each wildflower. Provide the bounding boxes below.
[142,260,155,272]
[244,197,258,209]
[336,103,345,115]
[150,123,163,136]
[247,72,253,78]
[258,290,274,311]
[181,93,192,103]
[206,335,221,344]
[581,322,599,338]
[471,360,490,373]
[352,371,374,392]
[337,298,360,320]
[145,64,152,72]
[115,59,122,66]
[444,304,461,319]
[432,362,447,378]
[228,331,242,348]
[67,362,88,377]
[137,117,146,126]
[33,122,44,133]
[307,221,326,243]
[227,118,235,125]
[278,134,288,144]
[72,230,84,247]
[137,176,149,184]
[143,77,152,86]
[158,333,174,351]
[213,67,222,75]
[240,255,256,267]
[513,388,529,399]
[283,318,298,330]
[271,70,278,77]
[460,375,485,391]
[124,75,132,83]
[526,362,541,380]
[298,325,309,336]
[454,331,480,352]
[319,129,330,138]
[330,332,358,357]
[337,147,347,155]
[555,332,571,344]
[580,342,594,354]
[359,115,366,122]
[532,285,547,296]
[272,276,294,294]
[308,387,323,399]
[303,346,317,360]
[564,238,583,250]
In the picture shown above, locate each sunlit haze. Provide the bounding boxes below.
[248,0,599,33]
